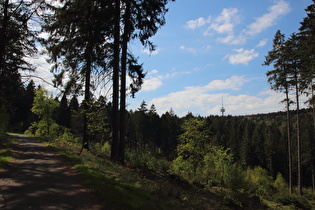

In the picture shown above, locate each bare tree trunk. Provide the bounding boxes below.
[312,165,315,193]
[295,72,302,195]
[111,0,120,162]
[79,50,91,155]
[0,0,9,73]
[119,0,131,164]
[285,88,293,194]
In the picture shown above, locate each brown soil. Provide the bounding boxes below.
[0,134,103,210]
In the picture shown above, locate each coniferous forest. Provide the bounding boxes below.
[1,0,315,209]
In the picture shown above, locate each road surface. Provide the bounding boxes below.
[0,134,103,209]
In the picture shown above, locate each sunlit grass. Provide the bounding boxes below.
[0,134,14,168]
[36,136,315,209]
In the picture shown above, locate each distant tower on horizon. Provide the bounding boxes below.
[220,96,225,116]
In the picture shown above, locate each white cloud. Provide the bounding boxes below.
[208,8,239,34]
[218,34,246,45]
[149,69,159,74]
[180,45,197,54]
[22,49,58,94]
[142,77,163,91]
[256,39,268,47]
[150,76,248,115]
[142,69,192,91]
[246,0,290,36]
[203,8,244,45]
[149,78,294,116]
[180,45,212,55]
[185,17,209,29]
[142,48,160,55]
[225,48,259,65]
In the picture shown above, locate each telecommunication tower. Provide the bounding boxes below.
[220,96,225,116]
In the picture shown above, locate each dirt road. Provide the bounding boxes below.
[0,134,103,209]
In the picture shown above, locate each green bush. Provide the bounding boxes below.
[276,194,312,209]
[59,129,75,142]
[50,123,64,138]
[273,173,288,194]
[24,122,38,136]
[101,141,111,157]
[169,155,195,183]
[126,150,171,172]
[245,166,274,199]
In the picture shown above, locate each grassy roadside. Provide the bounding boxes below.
[37,137,272,210]
[3,134,315,209]
[0,134,15,169]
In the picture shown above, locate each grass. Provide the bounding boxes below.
[38,138,273,209]
[24,135,315,209]
[0,134,14,168]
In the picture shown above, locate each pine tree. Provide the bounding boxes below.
[43,0,114,152]
[0,0,45,128]
[263,30,293,194]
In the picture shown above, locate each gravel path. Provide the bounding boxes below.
[0,134,103,209]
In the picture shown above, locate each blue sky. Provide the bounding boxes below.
[25,0,312,117]
[127,0,312,116]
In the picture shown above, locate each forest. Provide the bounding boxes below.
[1,0,315,209]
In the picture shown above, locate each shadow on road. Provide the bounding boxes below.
[0,134,102,209]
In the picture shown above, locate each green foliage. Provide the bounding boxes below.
[170,118,246,190]
[126,150,170,172]
[245,166,275,199]
[0,135,14,168]
[27,87,59,137]
[60,129,75,143]
[276,194,312,209]
[273,173,288,194]
[101,142,111,157]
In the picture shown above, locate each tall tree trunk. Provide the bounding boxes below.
[312,165,315,193]
[0,0,9,73]
[312,89,315,193]
[79,52,91,155]
[295,72,302,195]
[285,88,293,194]
[111,0,120,161]
[119,0,131,164]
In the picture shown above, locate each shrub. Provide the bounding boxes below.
[60,129,75,142]
[50,123,64,138]
[24,122,38,136]
[276,194,312,209]
[169,155,195,183]
[126,150,170,172]
[273,173,288,194]
[245,166,274,199]
[101,141,111,157]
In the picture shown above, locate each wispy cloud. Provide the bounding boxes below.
[180,45,198,54]
[185,17,210,29]
[225,48,259,65]
[142,48,160,55]
[142,69,191,91]
[149,77,292,116]
[142,77,163,91]
[256,39,268,47]
[206,8,240,34]
[180,45,212,55]
[150,76,248,115]
[184,0,290,45]
[246,0,290,35]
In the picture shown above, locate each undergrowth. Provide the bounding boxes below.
[41,137,261,209]
[0,134,15,168]
[26,135,314,209]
